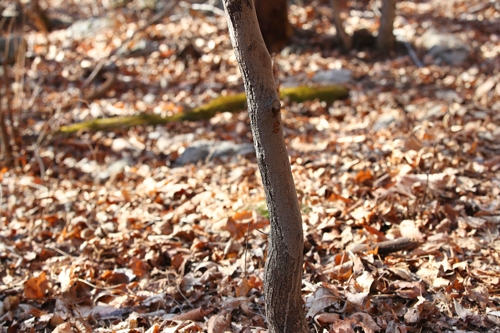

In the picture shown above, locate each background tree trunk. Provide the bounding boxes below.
[254,0,292,54]
[330,0,352,50]
[377,0,397,51]
[222,1,308,332]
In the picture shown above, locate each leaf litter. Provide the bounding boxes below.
[1,0,500,332]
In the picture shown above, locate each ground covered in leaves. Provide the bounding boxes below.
[1,0,500,332]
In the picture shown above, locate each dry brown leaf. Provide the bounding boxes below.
[220,297,248,311]
[306,286,340,318]
[145,323,160,333]
[224,217,248,240]
[232,210,253,221]
[3,295,20,311]
[330,317,357,333]
[467,286,494,307]
[52,323,73,333]
[356,271,374,293]
[404,135,423,152]
[475,77,496,98]
[207,312,231,333]
[247,274,263,290]
[355,169,374,184]
[394,281,426,299]
[350,312,381,332]
[399,220,423,240]
[235,278,250,297]
[171,306,214,321]
[24,272,50,299]
[130,257,150,278]
[328,192,353,204]
[363,224,386,239]
[314,312,340,325]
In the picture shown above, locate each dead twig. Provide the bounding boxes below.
[403,41,423,68]
[350,237,421,254]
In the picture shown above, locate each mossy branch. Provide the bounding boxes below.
[58,85,349,134]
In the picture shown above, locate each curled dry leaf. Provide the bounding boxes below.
[330,317,358,333]
[224,217,248,240]
[356,271,375,293]
[3,295,20,311]
[145,323,160,333]
[235,277,250,297]
[306,286,340,318]
[207,311,231,333]
[314,312,340,325]
[355,169,374,184]
[171,306,214,321]
[52,323,73,333]
[24,272,50,299]
[350,312,381,333]
[345,291,369,308]
[394,281,426,299]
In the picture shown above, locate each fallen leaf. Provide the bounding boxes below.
[52,323,73,333]
[400,220,423,240]
[350,312,381,332]
[235,278,250,297]
[207,312,231,333]
[171,306,214,321]
[306,286,340,318]
[314,312,340,325]
[24,272,50,299]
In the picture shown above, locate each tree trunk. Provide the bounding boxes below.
[330,0,352,50]
[254,0,292,54]
[222,1,308,332]
[377,0,397,51]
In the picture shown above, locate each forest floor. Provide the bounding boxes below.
[1,0,500,332]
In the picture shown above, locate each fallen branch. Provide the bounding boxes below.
[58,85,349,133]
[403,41,423,68]
[350,237,421,255]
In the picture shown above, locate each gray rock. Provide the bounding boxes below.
[421,29,470,65]
[155,133,195,152]
[116,39,159,57]
[312,69,352,84]
[66,17,114,41]
[420,104,445,120]
[373,113,396,131]
[436,90,463,103]
[137,0,158,10]
[175,140,254,166]
[97,158,133,182]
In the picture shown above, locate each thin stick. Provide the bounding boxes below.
[403,41,423,68]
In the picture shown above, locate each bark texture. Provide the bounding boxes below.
[377,0,397,51]
[330,0,352,50]
[222,1,308,332]
[254,0,292,54]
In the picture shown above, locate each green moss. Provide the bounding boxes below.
[57,85,349,134]
[255,201,269,219]
[280,85,349,103]
[192,93,247,114]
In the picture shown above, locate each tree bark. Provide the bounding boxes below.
[254,0,292,54]
[222,1,308,332]
[377,0,397,51]
[330,0,352,51]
